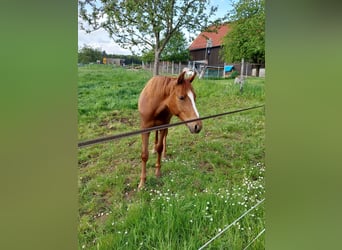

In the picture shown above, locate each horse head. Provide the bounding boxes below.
[168,71,202,134]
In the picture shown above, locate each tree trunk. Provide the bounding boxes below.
[256,65,260,77]
[153,49,161,76]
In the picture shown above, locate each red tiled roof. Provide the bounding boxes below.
[189,23,231,51]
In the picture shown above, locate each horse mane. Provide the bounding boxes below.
[148,75,195,98]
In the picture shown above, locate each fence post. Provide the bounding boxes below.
[240,58,245,93]
[241,58,244,79]
[172,61,174,75]
[223,63,226,78]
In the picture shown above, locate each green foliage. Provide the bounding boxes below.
[78,65,265,249]
[141,49,155,63]
[160,31,190,62]
[229,70,240,79]
[79,0,218,75]
[221,0,265,64]
[142,31,190,63]
[78,45,104,64]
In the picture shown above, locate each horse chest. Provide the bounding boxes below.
[154,106,172,123]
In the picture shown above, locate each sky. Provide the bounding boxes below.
[78,0,231,55]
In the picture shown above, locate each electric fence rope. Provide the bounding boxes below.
[242,228,266,250]
[198,198,265,250]
[78,104,264,148]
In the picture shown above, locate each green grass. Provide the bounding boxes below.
[78,64,265,249]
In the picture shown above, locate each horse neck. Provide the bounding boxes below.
[156,76,176,97]
[150,76,193,101]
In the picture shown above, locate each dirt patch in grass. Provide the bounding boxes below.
[99,117,135,130]
[122,177,137,201]
[98,110,137,130]
[199,161,214,172]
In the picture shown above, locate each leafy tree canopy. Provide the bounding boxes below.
[79,0,220,75]
[78,45,103,64]
[220,0,265,64]
[142,31,190,63]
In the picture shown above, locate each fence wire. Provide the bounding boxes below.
[198,198,265,250]
[78,104,264,148]
[242,228,266,250]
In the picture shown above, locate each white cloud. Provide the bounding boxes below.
[78,18,132,55]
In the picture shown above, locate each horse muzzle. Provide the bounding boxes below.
[187,121,202,134]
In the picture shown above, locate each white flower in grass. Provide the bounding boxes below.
[82,245,85,249]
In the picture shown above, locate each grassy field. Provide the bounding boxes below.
[78,64,265,249]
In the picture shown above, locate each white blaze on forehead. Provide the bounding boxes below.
[187,90,200,118]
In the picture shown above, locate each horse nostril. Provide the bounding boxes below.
[194,124,200,133]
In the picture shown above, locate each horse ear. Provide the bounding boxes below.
[189,71,197,83]
[177,71,186,84]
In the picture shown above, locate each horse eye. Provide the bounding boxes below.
[179,96,185,100]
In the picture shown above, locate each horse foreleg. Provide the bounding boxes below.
[139,132,150,189]
[155,129,167,178]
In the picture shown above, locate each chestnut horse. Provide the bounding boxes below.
[138,70,202,189]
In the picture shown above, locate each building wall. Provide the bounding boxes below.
[103,58,123,66]
[190,47,265,77]
[189,46,225,67]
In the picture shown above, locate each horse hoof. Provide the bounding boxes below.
[155,171,161,178]
[138,179,146,190]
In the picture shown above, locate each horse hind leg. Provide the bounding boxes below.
[153,130,167,159]
[152,131,158,154]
